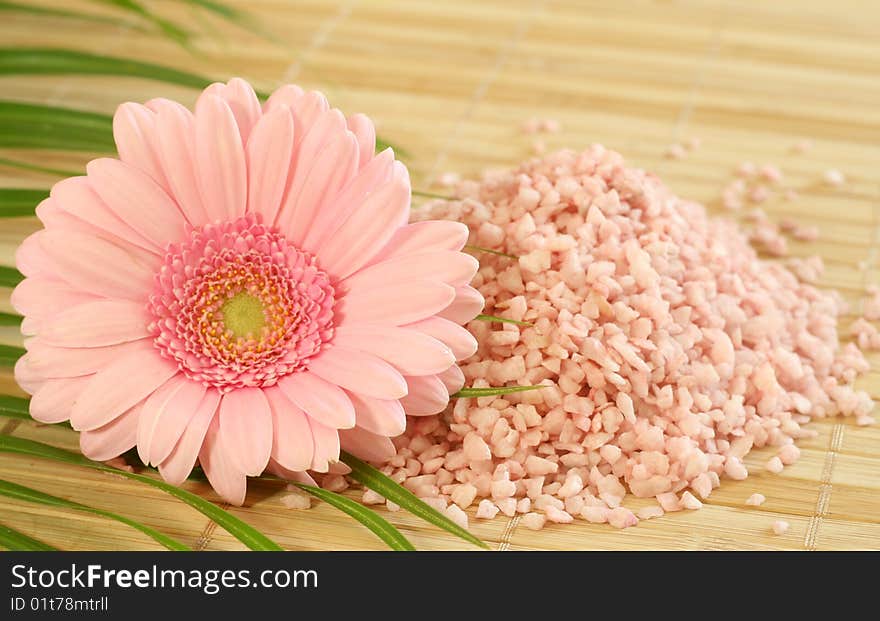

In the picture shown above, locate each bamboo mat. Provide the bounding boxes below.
[1,0,879,551]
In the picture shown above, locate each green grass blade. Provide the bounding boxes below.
[475,314,532,326]
[0,188,48,217]
[295,484,414,551]
[452,385,545,398]
[91,0,189,45]
[0,49,215,90]
[0,521,57,551]
[181,0,277,43]
[0,265,24,288]
[0,478,189,550]
[0,395,30,420]
[0,157,80,177]
[0,1,145,30]
[340,452,488,550]
[0,312,21,327]
[0,435,284,551]
[0,101,115,152]
[464,245,518,259]
[0,344,24,367]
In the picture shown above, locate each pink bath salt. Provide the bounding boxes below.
[749,185,770,203]
[607,507,639,529]
[491,478,517,500]
[665,143,687,160]
[463,432,492,462]
[516,498,532,513]
[558,473,584,498]
[685,137,702,151]
[777,444,801,466]
[771,520,790,535]
[636,505,664,520]
[280,491,311,510]
[540,119,561,133]
[103,457,134,473]
[581,506,609,524]
[362,490,386,505]
[791,139,813,154]
[759,164,783,183]
[736,161,757,177]
[421,496,448,512]
[522,512,547,530]
[656,493,681,513]
[544,505,574,524]
[525,455,559,476]
[680,491,703,510]
[746,493,766,506]
[445,504,469,530]
[322,475,349,493]
[766,456,785,474]
[823,169,845,186]
[451,483,478,509]
[724,457,749,480]
[791,225,819,241]
[438,171,461,187]
[856,415,876,426]
[475,499,500,519]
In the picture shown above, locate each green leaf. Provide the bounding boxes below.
[0,395,30,420]
[0,344,24,367]
[91,0,189,46]
[0,101,115,152]
[0,157,80,178]
[475,313,532,326]
[294,484,414,551]
[452,385,545,398]
[180,0,278,43]
[0,521,57,551]
[0,265,24,288]
[0,49,216,91]
[340,452,489,550]
[465,245,518,259]
[0,312,21,327]
[0,435,284,551]
[0,188,48,217]
[0,1,146,31]
[0,478,189,550]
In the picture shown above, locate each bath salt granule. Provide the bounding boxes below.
[746,493,766,507]
[771,520,790,535]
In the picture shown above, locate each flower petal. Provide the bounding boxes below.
[399,374,449,416]
[437,285,485,324]
[246,106,294,222]
[346,113,376,169]
[263,84,304,112]
[152,98,211,226]
[308,347,408,400]
[265,460,317,485]
[219,388,273,476]
[51,177,156,252]
[316,162,410,279]
[337,280,455,326]
[284,127,359,247]
[80,401,142,462]
[143,377,207,466]
[199,415,247,506]
[14,354,42,395]
[404,316,478,361]
[30,376,91,423]
[70,350,179,431]
[264,386,313,472]
[367,220,469,266]
[273,108,347,230]
[11,277,99,326]
[37,230,156,301]
[307,417,340,473]
[339,426,397,463]
[333,325,454,376]
[15,231,51,278]
[346,391,406,437]
[203,78,262,143]
[40,300,151,348]
[86,158,187,250]
[277,371,355,430]
[113,102,170,191]
[195,94,247,221]
[437,364,465,394]
[340,251,478,293]
[158,388,221,486]
[26,339,152,378]
[300,148,394,254]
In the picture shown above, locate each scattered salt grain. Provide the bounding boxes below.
[746,493,766,507]
[475,499,500,519]
[665,143,687,160]
[445,504,469,530]
[771,520,790,535]
[522,512,547,530]
[362,490,385,505]
[636,505,664,520]
[280,491,311,510]
[544,505,574,524]
[823,169,845,186]
[680,491,703,510]
[766,457,785,474]
[791,139,813,154]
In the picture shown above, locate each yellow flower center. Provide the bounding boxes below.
[220,291,267,339]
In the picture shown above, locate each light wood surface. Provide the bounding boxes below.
[1,0,879,550]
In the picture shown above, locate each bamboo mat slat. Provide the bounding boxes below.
[0,0,879,550]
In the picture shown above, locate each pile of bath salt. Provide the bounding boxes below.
[379,145,874,530]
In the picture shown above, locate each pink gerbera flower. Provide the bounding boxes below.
[12,78,482,505]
